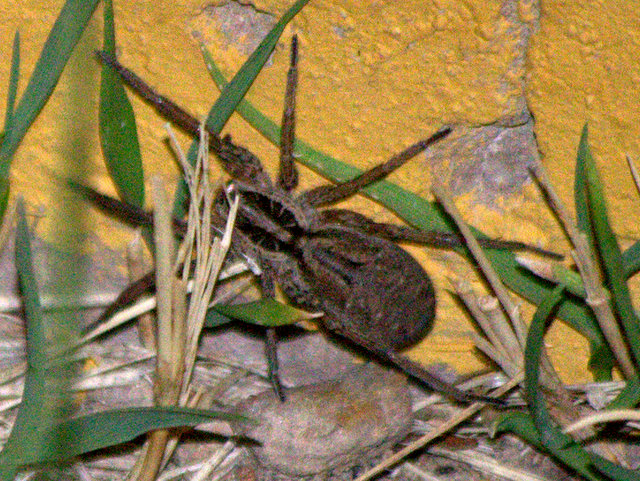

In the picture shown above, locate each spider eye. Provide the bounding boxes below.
[240,191,299,230]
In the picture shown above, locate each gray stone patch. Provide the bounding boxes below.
[194,2,277,56]
[424,118,539,206]
[232,363,412,477]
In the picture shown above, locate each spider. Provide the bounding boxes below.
[87,36,556,405]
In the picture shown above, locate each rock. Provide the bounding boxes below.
[233,363,412,477]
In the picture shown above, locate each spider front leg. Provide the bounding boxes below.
[277,35,300,192]
[96,51,273,190]
[252,35,300,402]
[300,126,451,206]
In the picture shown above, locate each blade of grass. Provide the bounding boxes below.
[575,125,640,370]
[521,285,640,480]
[201,49,613,374]
[622,241,640,277]
[0,32,20,219]
[524,285,570,451]
[575,125,592,238]
[9,406,247,467]
[0,0,100,219]
[203,0,310,136]
[213,298,322,327]
[520,286,604,480]
[3,31,20,139]
[204,308,235,329]
[99,0,144,208]
[493,413,607,481]
[517,258,587,298]
[172,0,311,217]
[0,201,58,479]
[531,155,624,381]
[621,157,640,276]
[2,29,102,477]
[590,455,640,481]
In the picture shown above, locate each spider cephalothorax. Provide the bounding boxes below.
[88,36,558,405]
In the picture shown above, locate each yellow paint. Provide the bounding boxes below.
[2,0,636,384]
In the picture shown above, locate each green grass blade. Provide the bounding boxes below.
[489,256,614,379]
[587,340,618,380]
[99,0,144,207]
[493,412,542,444]
[213,298,319,327]
[0,202,54,478]
[3,31,20,137]
[201,50,614,376]
[203,0,310,136]
[520,285,619,480]
[576,125,640,370]
[14,201,47,367]
[489,252,605,342]
[493,413,609,481]
[590,455,640,481]
[574,124,592,239]
[0,32,21,219]
[204,308,235,329]
[0,0,100,200]
[622,241,640,277]
[551,264,587,298]
[0,364,48,479]
[172,0,311,217]
[520,283,640,478]
[524,285,569,451]
[10,406,247,467]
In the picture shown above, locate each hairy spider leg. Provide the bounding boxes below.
[69,180,156,228]
[265,35,301,401]
[318,208,563,259]
[325,320,504,406]
[300,126,451,207]
[96,51,272,189]
[255,260,286,401]
[277,34,299,191]
[98,41,297,401]
[68,182,224,334]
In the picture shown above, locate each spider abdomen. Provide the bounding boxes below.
[344,243,435,350]
[296,229,436,352]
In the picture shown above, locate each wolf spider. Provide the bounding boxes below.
[89,36,557,405]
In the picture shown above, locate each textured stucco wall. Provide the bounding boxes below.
[2,0,638,381]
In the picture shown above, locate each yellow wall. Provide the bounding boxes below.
[3,0,638,381]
